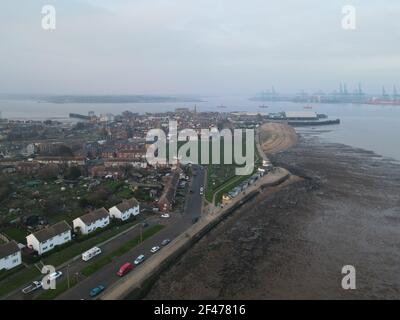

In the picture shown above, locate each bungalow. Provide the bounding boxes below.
[109,197,140,221]
[26,221,72,255]
[0,241,22,271]
[73,208,110,235]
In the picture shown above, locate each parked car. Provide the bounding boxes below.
[161,239,171,246]
[134,254,145,265]
[199,186,204,195]
[48,271,63,281]
[142,222,149,228]
[117,262,134,277]
[161,213,170,218]
[150,246,160,253]
[22,281,42,294]
[90,285,106,297]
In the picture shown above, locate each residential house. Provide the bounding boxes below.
[0,241,22,271]
[73,208,110,235]
[26,221,72,255]
[109,197,140,221]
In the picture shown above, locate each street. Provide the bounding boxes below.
[58,165,205,300]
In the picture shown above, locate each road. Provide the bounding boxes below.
[56,165,205,300]
[5,165,205,300]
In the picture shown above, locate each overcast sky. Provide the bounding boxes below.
[1,0,400,95]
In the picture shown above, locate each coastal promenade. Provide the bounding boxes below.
[101,167,291,300]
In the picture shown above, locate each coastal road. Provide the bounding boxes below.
[5,166,205,300]
[56,165,205,300]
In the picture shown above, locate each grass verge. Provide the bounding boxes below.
[81,224,165,277]
[0,266,40,298]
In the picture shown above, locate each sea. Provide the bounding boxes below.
[0,95,399,161]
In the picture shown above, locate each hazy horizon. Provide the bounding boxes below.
[1,0,400,95]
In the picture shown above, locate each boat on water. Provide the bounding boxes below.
[258,105,269,108]
[303,105,313,109]
[365,99,400,106]
[217,105,227,109]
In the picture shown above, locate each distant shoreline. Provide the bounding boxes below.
[0,95,203,104]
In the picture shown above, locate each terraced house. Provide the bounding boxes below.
[73,208,110,235]
[0,241,22,270]
[26,221,72,255]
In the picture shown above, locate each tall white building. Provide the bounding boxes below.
[0,241,22,271]
[109,197,140,221]
[73,208,110,235]
[26,221,72,255]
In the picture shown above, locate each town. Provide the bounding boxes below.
[0,107,282,300]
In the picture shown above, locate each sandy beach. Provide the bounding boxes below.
[259,122,298,155]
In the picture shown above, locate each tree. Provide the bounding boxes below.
[38,165,59,181]
[65,166,81,180]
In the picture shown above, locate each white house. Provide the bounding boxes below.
[109,197,140,221]
[26,221,72,255]
[73,208,110,235]
[0,241,22,271]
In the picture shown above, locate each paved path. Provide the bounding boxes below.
[101,167,291,300]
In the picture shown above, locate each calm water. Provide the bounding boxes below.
[1,96,399,161]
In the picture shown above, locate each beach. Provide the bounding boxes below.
[145,130,400,299]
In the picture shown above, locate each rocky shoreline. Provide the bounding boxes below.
[145,133,400,300]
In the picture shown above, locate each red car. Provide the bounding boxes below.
[117,262,134,277]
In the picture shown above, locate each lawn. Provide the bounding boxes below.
[35,277,78,300]
[0,266,41,298]
[43,220,139,267]
[205,138,262,204]
[3,227,29,243]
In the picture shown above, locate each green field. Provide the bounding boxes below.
[205,136,262,204]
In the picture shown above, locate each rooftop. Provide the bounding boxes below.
[78,208,109,225]
[30,221,71,243]
[115,197,139,212]
[0,241,20,260]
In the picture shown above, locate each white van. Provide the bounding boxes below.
[82,247,102,261]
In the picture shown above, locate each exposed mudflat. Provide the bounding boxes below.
[145,134,400,300]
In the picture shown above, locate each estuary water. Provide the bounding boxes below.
[0,95,399,161]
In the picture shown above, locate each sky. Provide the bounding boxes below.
[1,0,400,95]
